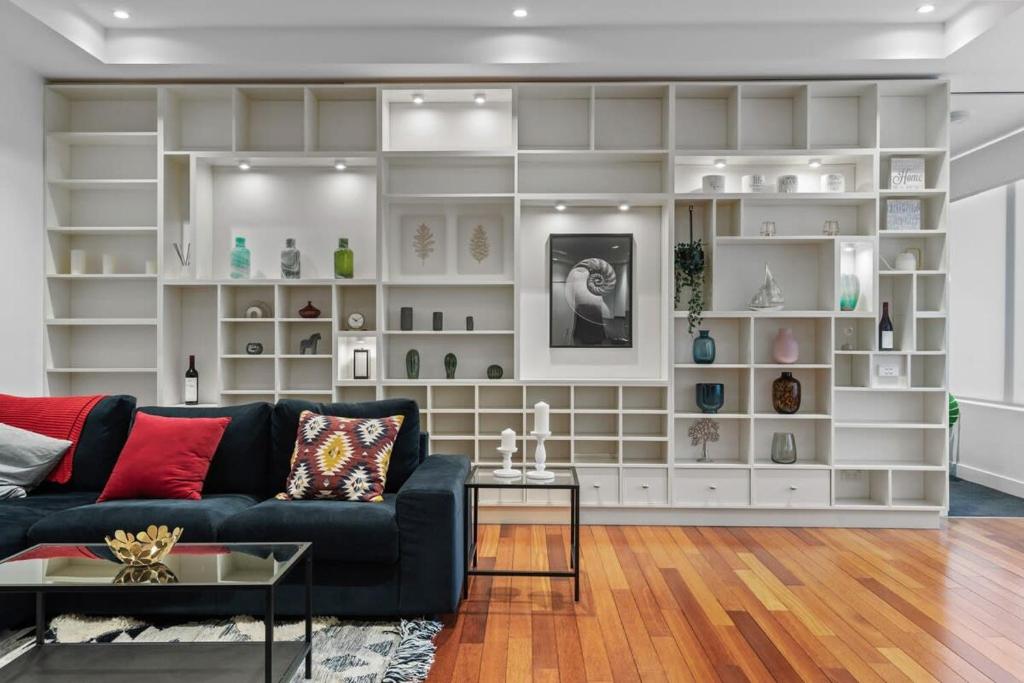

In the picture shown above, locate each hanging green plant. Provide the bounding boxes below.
[675,205,706,334]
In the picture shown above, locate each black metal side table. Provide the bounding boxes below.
[463,466,580,601]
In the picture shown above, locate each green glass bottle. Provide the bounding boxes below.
[334,238,353,279]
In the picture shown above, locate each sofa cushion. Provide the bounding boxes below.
[0,424,71,499]
[217,495,400,564]
[27,494,258,544]
[0,492,98,559]
[272,399,421,495]
[70,395,137,492]
[138,403,272,498]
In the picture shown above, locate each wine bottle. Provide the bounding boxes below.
[879,302,895,351]
[184,355,199,405]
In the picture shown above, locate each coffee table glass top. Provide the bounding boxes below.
[467,467,578,488]
[0,543,309,589]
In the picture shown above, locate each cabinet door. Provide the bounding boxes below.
[753,469,830,507]
[622,468,669,505]
[674,469,750,507]
[578,468,619,506]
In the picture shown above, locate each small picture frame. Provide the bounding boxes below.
[353,348,371,380]
[886,199,922,231]
[889,157,926,191]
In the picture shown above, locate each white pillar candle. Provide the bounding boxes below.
[534,401,550,434]
[500,427,516,451]
[69,249,86,275]
[102,253,116,275]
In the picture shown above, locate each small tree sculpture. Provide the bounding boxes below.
[687,417,720,463]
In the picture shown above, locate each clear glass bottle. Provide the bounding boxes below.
[281,237,300,279]
[230,236,251,279]
[334,238,354,279]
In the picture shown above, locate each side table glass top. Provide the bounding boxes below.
[467,466,578,488]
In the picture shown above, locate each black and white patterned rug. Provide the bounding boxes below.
[0,614,441,682]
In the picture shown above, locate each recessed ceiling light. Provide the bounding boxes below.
[917,3,936,14]
[474,93,487,105]
[554,201,567,212]
[713,158,727,169]
[237,160,251,171]
[513,8,528,18]
[412,93,424,105]
[808,158,822,169]
[618,202,631,212]
[112,8,131,20]
[334,160,347,171]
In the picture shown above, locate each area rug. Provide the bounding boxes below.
[0,614,441,682]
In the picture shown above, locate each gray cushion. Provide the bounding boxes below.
[0,423,71,499]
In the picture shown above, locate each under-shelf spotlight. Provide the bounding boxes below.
[917,3,936,13]
[474,93,487,106]
[112,8,131,20]
[334,160,347,171]
[808,158,822,169]
[554,201,567,212]
[412,93,424,105]
[237,160,251,171]
[618,202,631,212]
[513,8,528,18]
[713,158,727,169]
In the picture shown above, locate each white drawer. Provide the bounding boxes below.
[622,469,669,505]
[674,469,750,507]
[578,468,619,506]
[753,469,830,507]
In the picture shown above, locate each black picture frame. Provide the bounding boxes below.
[549,233,634,348]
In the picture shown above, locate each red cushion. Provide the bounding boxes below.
[98,413,231,502]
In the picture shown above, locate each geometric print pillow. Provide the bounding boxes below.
[279,411,405,503]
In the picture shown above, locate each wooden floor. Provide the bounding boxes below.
[430,520,1024,682]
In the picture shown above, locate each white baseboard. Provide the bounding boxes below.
[956,464,1024,499]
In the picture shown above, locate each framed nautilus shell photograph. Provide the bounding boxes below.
[549,233,633,348]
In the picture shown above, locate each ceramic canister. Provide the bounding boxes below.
[702,174,726,193]
[820,173,845,193]
[742,174,769,193]
[777,175,799,193]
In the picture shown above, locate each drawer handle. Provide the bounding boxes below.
[789,485,799,491]
[641,483,650,489]
[708,484,717,490]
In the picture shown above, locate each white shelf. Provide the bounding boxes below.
[46,274,157,281]
[47,179,158,190]
[46,318,157,326]
[47,131,158,146]
[47,367,157,373]
[47,226,158,235]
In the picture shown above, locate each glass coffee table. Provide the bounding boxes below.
[464,467,580,601]
[0,542,312,683]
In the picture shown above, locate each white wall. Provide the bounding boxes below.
[0,51,44,395]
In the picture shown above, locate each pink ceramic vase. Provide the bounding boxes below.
[772,328,799,364]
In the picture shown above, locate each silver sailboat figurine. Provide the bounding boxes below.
[749,263,785,311]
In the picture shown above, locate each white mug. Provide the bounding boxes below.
[702,174,726,193]
[69,249,86,275]
[894,249,920,272]
[102,254,116,275]
[777,175,799,193]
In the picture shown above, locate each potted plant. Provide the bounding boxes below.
[675,204,706,334]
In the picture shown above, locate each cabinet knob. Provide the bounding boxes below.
[708,484,717,490]
[789,485,799,491]
[641,483,650,489]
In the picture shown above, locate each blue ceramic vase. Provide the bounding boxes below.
[695,383,725,414]
[692,330,716,364]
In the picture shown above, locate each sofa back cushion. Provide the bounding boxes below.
[66,394,137,492]
[138,403,273,498]
[271,399,422,494]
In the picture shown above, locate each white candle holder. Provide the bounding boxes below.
[493,446,521,478]
[527,431,555,481]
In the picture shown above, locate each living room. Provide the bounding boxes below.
[1,0,1024,680]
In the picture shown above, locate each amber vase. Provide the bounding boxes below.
[771,372,801,414]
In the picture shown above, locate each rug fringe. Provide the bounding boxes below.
[382,619,443,683]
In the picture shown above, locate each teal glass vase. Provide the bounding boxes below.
[692,330,716,364]
[230,236,250,279]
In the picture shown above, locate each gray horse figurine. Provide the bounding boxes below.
[299,332,322,355]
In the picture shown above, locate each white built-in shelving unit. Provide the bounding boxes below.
[42,80,950,526]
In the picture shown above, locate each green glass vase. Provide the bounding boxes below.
[334,238,354,279]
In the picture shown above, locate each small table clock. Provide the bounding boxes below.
[347,312,365,330]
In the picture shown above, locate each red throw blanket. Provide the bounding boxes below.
[0,393,105,484]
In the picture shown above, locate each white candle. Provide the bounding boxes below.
[534,401,550,434]
[500,427,516,451]
[102,253,116,275]
[69,249,86,275]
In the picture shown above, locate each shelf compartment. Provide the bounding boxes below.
[220,285,276,319]
[46,232,157,278]
[869,353,910,389]
[622,413,667,438]
[161,285,219,406]
[383,88,513,152]
[916,273,946,314]
[278,285,332,322]
[622,386,668,411]
[676,315,750,365]
[221,357,275,393]
[753,367,830,415]
[383,384,427,406]
[752,317,831,365]
[835,318,876,352]
[45,371,156,406]
[891,470,946,508]
[623,441,669,465]
[385,156,513,196]
[163,86,234,151]
[574,413,619,438]
[674,153,872,195]
[306,86,377,152]
[675,84,739,151]
[739,84,808,150]
[878,273,914,352]
[336,335,377,383]
[525,385,572,411]
[880,150,947,191]
[808,82,877,149]
[835,353,870,388]
[526,410,570,436]
[336,385,378,403]
[279,356,332,392]
[431,385,475,410]
[879,233,946,273]
[47,325,156,371]
[47,136,157,182]
[674,416,750,465]
[711,241,835,311]
[221,320,275,356]
[594,84,668,151]
[476,385,521,410]
[753,417,831,466]
[739,196,876,237]
[573,386,620,411]
[279,319,331,357]
[431,411,476,437]
[910,354,946,389]
[46,278,156,321]
[574,439,619,465]
[674,367,750,415]
[879,81,949,150]
[426,437,476,460]
[836,239,876,314]
[46,86,157,134]
[916,318,946,352]
[880,194,947,233]
[235,87,305,152]
[834,390,944,425]
[478,412,525,439]
[518,152,667,194]
[518,85,591,151]
[336,285,377,332]
[834,469,889,506]
[834,426,945,467]
[46,185,157,230]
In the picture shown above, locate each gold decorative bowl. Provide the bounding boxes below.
[113,563,179,584]
[104,525,183,567]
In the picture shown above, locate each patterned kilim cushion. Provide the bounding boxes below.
[280,411,405,503]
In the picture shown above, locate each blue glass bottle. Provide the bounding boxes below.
[230,236,251,279]
[692,330,716,364]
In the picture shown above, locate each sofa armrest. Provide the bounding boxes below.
[396,454,470,614]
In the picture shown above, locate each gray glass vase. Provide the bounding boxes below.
[771,432,797,464]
